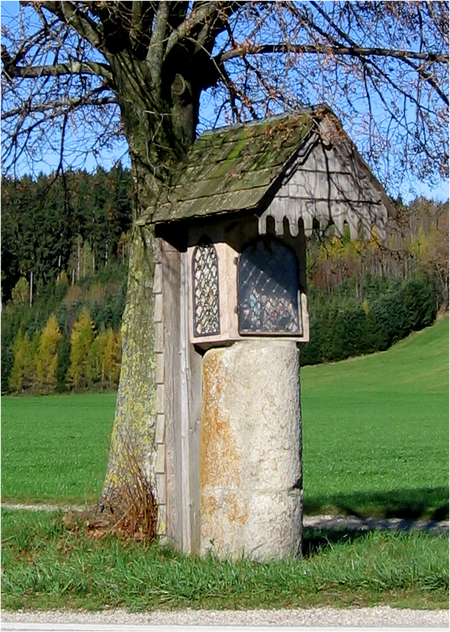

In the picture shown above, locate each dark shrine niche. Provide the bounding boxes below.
[238,237,302,335]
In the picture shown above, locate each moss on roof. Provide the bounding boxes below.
[148,111,316,225]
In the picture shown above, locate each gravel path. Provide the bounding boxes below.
[2,606,448,627]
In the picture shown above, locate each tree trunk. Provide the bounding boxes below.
[100,56,196,520]
[102,223,157,499]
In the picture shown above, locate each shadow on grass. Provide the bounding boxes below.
[303,486,449,521]
[301,520,448,557]
[301,527,380,557]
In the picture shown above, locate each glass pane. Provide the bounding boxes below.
[193,239,220,336]
[238,238,300,334]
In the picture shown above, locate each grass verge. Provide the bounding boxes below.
[1,510,448,611]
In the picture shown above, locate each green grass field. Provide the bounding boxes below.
[301,317,449,518]
[1,509,448,611]
[2,318,448,517]
[1,393,116,504]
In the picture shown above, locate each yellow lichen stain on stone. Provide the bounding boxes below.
[224,490,248,526]
[200,489,248,557]
[200,350,240,489]
[200,349,249,553]
[200,489,227,553]
[201,489,220,516]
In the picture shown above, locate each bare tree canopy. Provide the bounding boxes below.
[1,1,448,511]
[2,1,448,194]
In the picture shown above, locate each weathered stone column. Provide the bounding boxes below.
[200,340,302,560]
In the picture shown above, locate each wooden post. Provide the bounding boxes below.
[161,243,202,554]
[161,242,183,549]
[180,252,192,553]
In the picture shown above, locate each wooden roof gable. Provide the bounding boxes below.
[140,105,393,240]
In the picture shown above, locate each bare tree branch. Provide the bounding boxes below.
[1,0,448,187]
[219,43,447,67]
[38,1,103,49]
[165,2,231,59]
[147,1,170,88]
[2,93,118,119]
[2,55,113,81]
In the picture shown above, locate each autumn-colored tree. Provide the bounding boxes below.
[11,277,29,306]
[102,329,122,389]
[87,327,122,389]
[88,328,109,387]
[57,270,69,287]
[415,216,450,310]
[9,330,39,393]
[309,230,361,293]
[67,307,95,389]
[35,314,62,394]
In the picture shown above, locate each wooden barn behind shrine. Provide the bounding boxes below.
[136,104,394,559]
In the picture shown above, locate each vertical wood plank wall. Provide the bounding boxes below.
[179,253,192,552]
[153,240,167,539]
[184,249,203,555]
[161,241,182,548]
[159,240,202,554]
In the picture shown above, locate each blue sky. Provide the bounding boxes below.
[1,0,448,203]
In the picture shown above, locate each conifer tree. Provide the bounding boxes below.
[102,329,122,389]
[9,331,28,393]
[9,330,38,393]
[67,307,95,390]
[35,314,62,394]
[88,328,109,388]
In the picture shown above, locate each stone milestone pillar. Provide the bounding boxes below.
[200,339,302,560]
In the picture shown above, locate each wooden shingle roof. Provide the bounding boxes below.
[139,105,393,240]
[140,109,316,225]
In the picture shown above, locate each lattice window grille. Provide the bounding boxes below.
[192,239,220,337]
[238,238,301,335]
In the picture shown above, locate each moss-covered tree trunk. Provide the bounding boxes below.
[100,54,198,518]
[102,223,157,499]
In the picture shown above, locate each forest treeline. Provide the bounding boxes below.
[1,167,448,394]
[302,196,448,364]
[2,165,132,304]
[2,167,131,395]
